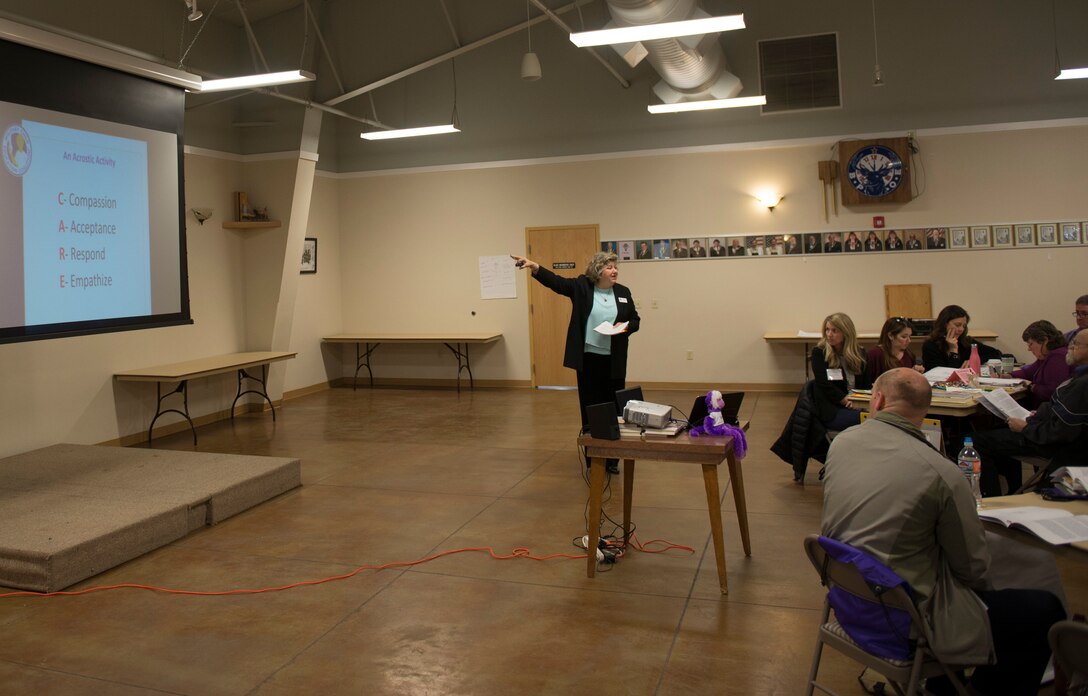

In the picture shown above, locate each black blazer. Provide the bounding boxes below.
[532,267,640,379]
[810,347,871,426]
[921,336,1002,371]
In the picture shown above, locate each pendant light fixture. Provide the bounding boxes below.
[521,1,541,81]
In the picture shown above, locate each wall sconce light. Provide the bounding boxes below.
[756,193,782,212]
[191,207,213,225]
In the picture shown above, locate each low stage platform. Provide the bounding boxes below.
[0,444,301,593]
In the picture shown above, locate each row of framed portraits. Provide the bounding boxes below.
[603,222,1088,260]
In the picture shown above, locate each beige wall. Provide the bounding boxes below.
[334,125,1088,387]
[2,125,1085,458]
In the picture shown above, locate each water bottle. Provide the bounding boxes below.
[957,437,983,510]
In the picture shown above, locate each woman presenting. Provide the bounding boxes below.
[511,252,640,474]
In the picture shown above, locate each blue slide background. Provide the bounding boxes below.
[22,120,150,325]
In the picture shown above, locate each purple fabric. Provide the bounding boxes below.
[818,536,914,661]
[689,391,748,458]
[1011,346,1071,407]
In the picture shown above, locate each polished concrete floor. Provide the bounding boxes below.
[0,387,1082,695]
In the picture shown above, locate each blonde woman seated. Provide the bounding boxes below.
[811,312,872,431]
[867,317,925,382]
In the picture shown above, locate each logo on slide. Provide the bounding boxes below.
[3,124,32,177]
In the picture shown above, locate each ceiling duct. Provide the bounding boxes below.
[603,0,741,105]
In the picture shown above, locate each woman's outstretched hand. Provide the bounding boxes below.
[510,255,539,272]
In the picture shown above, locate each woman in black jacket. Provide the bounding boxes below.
[811,312,871,431]
[511,252,640,473]
[922,304,1002,370]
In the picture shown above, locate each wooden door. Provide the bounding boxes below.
[525,225,600,387]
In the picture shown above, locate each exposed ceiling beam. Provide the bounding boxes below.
[323,0,624,108]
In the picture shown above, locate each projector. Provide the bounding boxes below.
[622,400,673,429]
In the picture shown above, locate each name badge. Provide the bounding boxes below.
[617,297,628,303]
[826,369,844,381]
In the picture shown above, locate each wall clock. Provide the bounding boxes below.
[838,137,913,205]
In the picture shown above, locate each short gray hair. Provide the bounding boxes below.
[585,251,619,282]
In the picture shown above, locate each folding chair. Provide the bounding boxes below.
[803,535,970,696]
[1049,620,1088,696]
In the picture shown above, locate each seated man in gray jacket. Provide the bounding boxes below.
[822,368,1063,696]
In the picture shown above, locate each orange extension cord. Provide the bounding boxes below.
[0,533,694,600]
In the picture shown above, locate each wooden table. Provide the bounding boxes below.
[578,431,750,594]
[764,329,998,377]
[115,351,296,445]
[323,332,501,393]
[980,492,1088,555]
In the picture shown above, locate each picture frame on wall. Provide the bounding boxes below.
[803,233,823,254]
[883,230,905,250]
[726,237,746,256]
[1060,222,1082,245]
[903,229,925,250]
[1015,224,1035,246]
[993,225,1013,248]
[1037,223,1058,246]
[949,227,969,249]
[601,240,618,254]
[301,237,317,274]
[970,226,991,248]
[635,240,653,260]
[617,240,635,260]
[708,238,726,256]
[688,237,708,258]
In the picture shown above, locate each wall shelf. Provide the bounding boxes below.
[222,220,281,229]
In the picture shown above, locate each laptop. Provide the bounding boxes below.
[615,386,645,413]
[687,392,744,429]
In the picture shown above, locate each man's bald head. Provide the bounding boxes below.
[872,368,932,424]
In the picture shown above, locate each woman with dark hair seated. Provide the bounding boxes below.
[1005,320,1071,408]
[867,317,924,382]
[921,304,1002,371]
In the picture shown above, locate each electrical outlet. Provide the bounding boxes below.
[686,350,694,360]
[652,299,659,309]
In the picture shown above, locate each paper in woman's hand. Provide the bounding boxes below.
[593,321,629,335]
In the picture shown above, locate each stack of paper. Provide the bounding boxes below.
[618,422,683,439]
[974,389,1031,421]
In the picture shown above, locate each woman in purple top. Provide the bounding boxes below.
[1008,320,1071,408]
[866,317,924,382]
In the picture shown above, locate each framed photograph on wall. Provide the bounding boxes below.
[993,225,1013,248]
[949,227,969,249]
[635,240,653,260]
[883,230,905,250]
[970,226,991,248]
[601,240,618,254]
[1059,222,1082,245]
[1014,224,1035,246]
[301,237,317,274]
[1037,223,1058,246]
[708,238,726,256]
[902,229,925,250]
[687,237,708,258]
[617,240,635,260]
[726,237,747,256]
[803,233,823,254]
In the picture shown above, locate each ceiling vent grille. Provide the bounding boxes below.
[758,33,841,113]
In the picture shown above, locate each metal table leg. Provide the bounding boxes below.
[443,341,474,393]
[231,364,277,420]
[148,380,196,446]
[353,342,378,390]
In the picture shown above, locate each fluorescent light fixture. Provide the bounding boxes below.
[199,70,315,92]
[1056,67,1088,80]
[648,95,766,114]
[360,124,460,140]
[570,14,744,48]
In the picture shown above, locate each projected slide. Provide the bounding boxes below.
[15,121,151,324]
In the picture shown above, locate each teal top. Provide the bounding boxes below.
[584,287,617,355]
